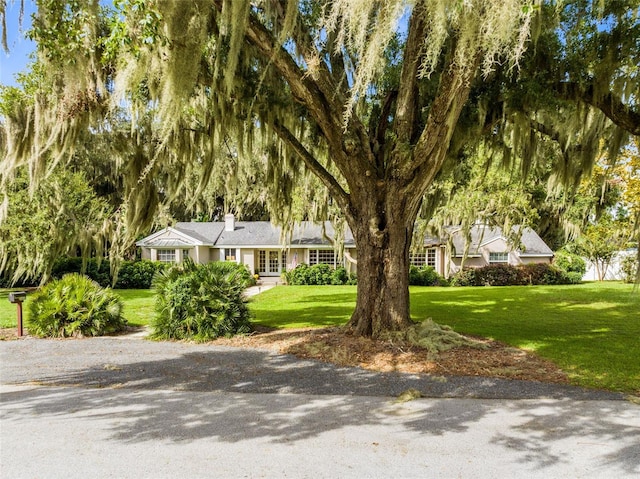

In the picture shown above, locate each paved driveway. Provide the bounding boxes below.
[1,336,638,478]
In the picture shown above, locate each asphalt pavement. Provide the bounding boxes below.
[1,335,639,478]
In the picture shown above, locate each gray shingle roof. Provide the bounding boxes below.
[168,221,355,247]
[449,225,553,257]
[174,223,225,244]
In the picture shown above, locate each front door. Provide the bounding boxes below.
[258,250,285,276]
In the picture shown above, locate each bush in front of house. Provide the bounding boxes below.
[285,263,356,285]
[114,260,168,289]
[151,260,252,341]
[409,265,447,286]
[450,263,579,287]
[51,257,111,286]
[26,273,126,337]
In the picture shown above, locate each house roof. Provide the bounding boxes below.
[138,220,552,256]
[139,220,355,248]
[449,225,553,257]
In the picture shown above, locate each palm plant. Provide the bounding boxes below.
[151,260,252,341]
[27,273,126,337]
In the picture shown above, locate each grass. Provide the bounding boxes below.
[2,282,638,394]
[251,282,640,394]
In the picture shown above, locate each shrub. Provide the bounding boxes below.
[450,268,478,286]
[26,274,126,337]
[620,254,639,283]
[51,257,111,287]
[518,263,571,285]
[151,260,252,341]
[114,260,168,289]
[409,265,447,286]
[553,250,587,276]
[475,264,521,286]
[285,263,354,285]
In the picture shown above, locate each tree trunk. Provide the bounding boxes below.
[346,193,417,338]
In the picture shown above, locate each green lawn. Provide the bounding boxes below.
[2,283,638,394]
[251,283,640,394]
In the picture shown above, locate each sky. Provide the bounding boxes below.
[0,0,37,87]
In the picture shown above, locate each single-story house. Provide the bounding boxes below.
[445,225,554,276]
[137,214,356,277]
[136,215,553,278]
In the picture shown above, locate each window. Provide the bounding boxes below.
[410,252,426,267]
[489,252,509,264]
[410,248,436,267]
[182,249,190,261]
[157,249,175,263]
[309,249,337,266]
[258,250,266,273]
[225,248,236,261]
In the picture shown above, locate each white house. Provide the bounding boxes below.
[136,215,553,278]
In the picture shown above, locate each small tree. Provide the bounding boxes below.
[571,216,630,281]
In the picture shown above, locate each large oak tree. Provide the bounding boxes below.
[1,0,638,335]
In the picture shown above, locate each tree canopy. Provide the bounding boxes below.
[1,0,639,335]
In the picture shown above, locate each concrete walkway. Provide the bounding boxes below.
[1,336,639,478]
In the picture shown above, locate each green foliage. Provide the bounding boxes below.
[450,263,578,287]
[285,264,356,285]
[52,257,111,286]
[0,170,110,286]
[553,250,587,276]
[114,260,168,289]
[26,274,126,338]
[408,265,447,286]
[620,254,639,284]
[50,258,167,289]
[151,260,252,341]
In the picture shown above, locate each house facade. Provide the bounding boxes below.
[136,216,553,278]
[137,214,357,277]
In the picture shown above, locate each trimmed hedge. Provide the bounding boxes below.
[553,250,587,276]
[284,264,357,285]
[409,265,447,286]
[451,263,581,287]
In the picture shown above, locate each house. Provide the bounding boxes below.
[444,225,554,276]
[136,215,553,278]
[137,214,356,277]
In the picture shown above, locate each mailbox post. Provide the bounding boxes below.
[8,291,27,337]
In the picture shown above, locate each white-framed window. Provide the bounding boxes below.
[224,248,236,261]
[489,252,509,264]
[182,249,190,261]
[157,249,176,263]
[410,248,436,267]
[258,250,266,273]
[308,249,337,266]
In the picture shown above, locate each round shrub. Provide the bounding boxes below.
[450,268,478,286]
[409,265,446,286]
[27,273,126,337]
[285,263,352,285]
[553,250,587,276]
[114,260,168,289]
[151,260,252,342]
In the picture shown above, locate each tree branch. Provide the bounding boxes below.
[393,0,426,145]
[270,119,351,213]
[558,82,640,136]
